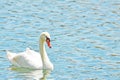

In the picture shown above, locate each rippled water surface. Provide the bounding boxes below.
[0,0,120,80]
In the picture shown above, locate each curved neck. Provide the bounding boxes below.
[39,38,51,70]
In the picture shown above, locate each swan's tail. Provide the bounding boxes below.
[6,50,16,60]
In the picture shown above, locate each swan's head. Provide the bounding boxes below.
[40,32,51,48]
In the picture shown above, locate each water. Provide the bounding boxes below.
[0,0,120,80]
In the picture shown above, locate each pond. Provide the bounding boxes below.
[0,0,120,80]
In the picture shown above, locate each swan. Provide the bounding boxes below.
[6,32,53,70]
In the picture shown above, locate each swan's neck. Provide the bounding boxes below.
[39,39,53,70]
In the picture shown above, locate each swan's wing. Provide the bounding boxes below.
[7,48,42,69]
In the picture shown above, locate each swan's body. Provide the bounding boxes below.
[7,32,53,70]
[7,48,43,69]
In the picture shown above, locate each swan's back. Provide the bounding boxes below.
[6,48,43,69]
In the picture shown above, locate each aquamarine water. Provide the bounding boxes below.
[0,0,120,80]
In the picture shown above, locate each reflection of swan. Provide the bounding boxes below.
[9,66,51,80]
[7,32,53,70]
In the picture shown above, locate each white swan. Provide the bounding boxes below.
[6,32,53,70]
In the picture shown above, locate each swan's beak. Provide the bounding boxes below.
[46,38,52,48]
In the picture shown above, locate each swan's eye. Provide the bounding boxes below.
[46,37,50,42]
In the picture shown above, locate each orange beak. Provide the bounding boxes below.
[46,38,52,48]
